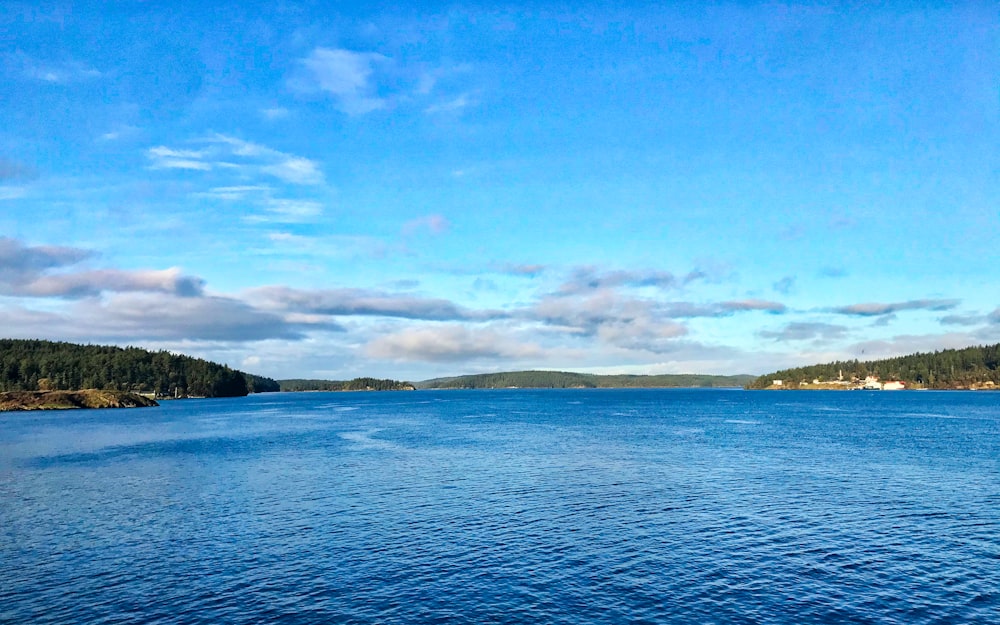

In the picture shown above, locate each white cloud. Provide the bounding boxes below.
[196,185,272,201]
[244,199,324,223]
[0,237,206,299]
[147,135,324,185]
[301,48,390,115]
[365,325,545,363]
[261,107,290,120]
[402,214,450,236]
[425,93,475,114]
[261,156,323,185]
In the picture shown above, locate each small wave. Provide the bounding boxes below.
[724,419,760,425]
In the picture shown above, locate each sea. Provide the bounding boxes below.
[1,389,997,624]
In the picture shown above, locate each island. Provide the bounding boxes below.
[416,370,755,389]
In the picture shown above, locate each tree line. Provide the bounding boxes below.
[746,343,1000,389]
[0,339,280,397]
[416,370,755,389]
[278,378,415,392]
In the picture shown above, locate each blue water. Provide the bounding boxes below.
[1,389,998,624]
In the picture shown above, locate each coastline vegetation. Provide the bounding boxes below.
[416,371,754,389]
[0,339,279,398]
[746,343,1000,390]
[278,378,416,392]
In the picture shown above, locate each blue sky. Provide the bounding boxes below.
[2,2,998,381]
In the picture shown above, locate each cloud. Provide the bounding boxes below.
[758,322,849,342]
[719,299,786,314]
[147,134,323,185]
[0,158,38,182]
[301,48,390,115]
[0,237,94,278]
[248,286,505,321]
[425,93,475,114]
[772,276,795,295]
[502,263,546,277]
[244,199,324,223]
[18,268,205,299]
[831,299,960,316]
[402,214,450,236]
[98,125,141,142]
[555,267,680,295]
[261,157,323,185]
[6,294,324,343]
[939,313,987,326]
[261,107,290,120]
[207,134,324,185]
[819,266,848,278]
[529,291,688,353]
[8,53,101,83]
[0,237,205,299]
[658,300,785,319]
[365,325,544,362]
[196,186,272,201]
[146,146,212,170]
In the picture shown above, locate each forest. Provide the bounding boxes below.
[0,339,280,397]
[416,371,754,389]
[746,343,1000,390]
[278,378,415,392]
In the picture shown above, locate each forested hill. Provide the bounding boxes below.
[416,370,754,389]
[279,378,415,392]
[0,339,280,397]
[746,343,1000,390]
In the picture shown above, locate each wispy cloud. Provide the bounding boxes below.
[8,52,101,84]
[555,267,681,295]
[300,48,390,115]
[939,313,987,326]
[244,199,324,223]
[719,299,786,314]
[772,276,795,295]
[831,299,960,316]
[758,322,848,342]
[0,186,27,200]
[0,158,38,182]
[98,125,141,142]
[402,214,450,236]
[146,134,324,185]
[425,93,476,114]
[261,107,290,120]
[247,286,506,322]
[501,263,546,277]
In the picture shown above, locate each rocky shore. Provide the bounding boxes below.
[0,390,159,412]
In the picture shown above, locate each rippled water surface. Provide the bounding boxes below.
[2,389,998,624]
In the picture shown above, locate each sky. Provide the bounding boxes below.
[1,1,998,382]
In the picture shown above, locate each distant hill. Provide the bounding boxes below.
[415,370,755,390]
[278,378,415,392]
[0,339,280,397]
[746,343,1000,390]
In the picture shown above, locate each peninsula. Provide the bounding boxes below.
[746,343,1000,390]
[0,389,158,412]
